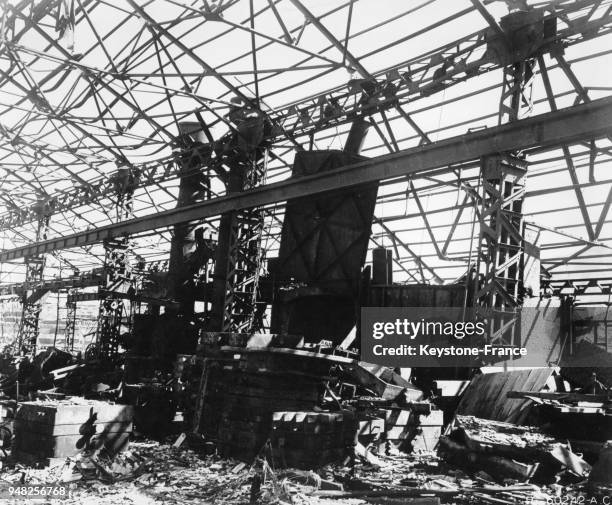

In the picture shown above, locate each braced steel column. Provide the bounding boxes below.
[210,103,268,333]
[94,167,139,360]
[216,159,266,333]
[17,199,53,354]
[167,140,213,315]
[475,49,538,347]
[475,155,527,345]
[64,289,77,352]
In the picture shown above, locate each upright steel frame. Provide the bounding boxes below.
[210,109,268,334]
[216,188,266,334]
[64,288,77,351]
[16,200,53,354]
[475,153,527,345]
[94,168,139,359]
[475,12,540,347]
[167,134,213,316]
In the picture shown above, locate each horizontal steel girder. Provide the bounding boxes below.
[1,97,612,263]
[0,1,609,233]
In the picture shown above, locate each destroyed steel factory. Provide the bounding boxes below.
[0,0,611,503]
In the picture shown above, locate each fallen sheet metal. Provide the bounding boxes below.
[455,369,554,423]
[439,415,591,483]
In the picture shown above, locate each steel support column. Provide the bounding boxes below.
[475,154,527,345]
[212,192,265,333]
[64,289,77,352]
[475,15,539,346]
[0,98,611,263]
[209,105,268,333]
[16,199,53,354]
[93,167,139,360]
[167,135,214,315]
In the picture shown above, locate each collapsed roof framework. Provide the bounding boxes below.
[0,0,611,298]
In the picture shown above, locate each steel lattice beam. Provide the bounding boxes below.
[0,96,611,263]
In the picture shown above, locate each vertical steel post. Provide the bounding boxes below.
[94,167,139,360]
[16,199,53,354]
[475,13,538,347]
[210,104,268,333]
[64,289,77,351]
[167,139,212,315]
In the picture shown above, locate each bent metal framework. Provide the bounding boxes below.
[0,0,610,503]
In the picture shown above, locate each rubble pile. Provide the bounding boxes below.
[0,438,604,505]
[438,415,592,484]
[0,344,607,504]
[0,441,251,504]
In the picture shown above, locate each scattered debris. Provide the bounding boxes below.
[0,437,599,505]
[587,441,612,497]
[438,415,591,484]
